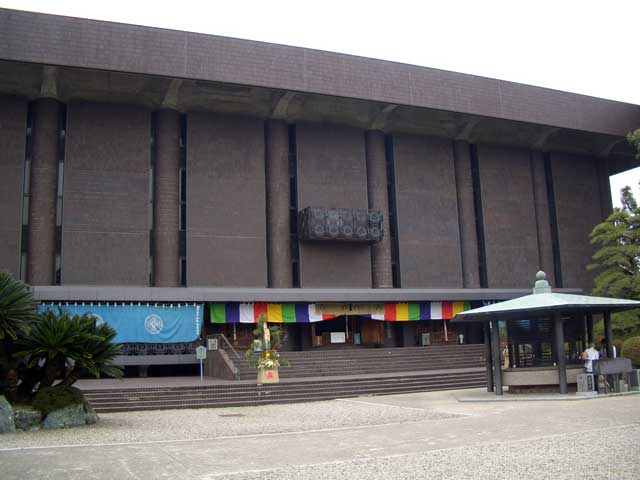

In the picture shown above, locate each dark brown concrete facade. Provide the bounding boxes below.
[27,98,60,285]
[392,134,463,288]
[62,101,151,285]
[365,130,393,288]
[530,151,556,287]
[477,144,540,288]
[153,109,181,287]
[452,140,480,288]
[1,8,638,137]
[186,112,267,287]
[265,120,292,288]
[551,153,606,293]
[0,9,638,301]
[296,123,371,287]
[0,95,27,277]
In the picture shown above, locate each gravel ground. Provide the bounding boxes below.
[208,424,640,480]
[0,398,461,449]
[1,390,638,480]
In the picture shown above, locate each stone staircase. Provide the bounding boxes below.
[83,344,487,412]
[236,344,485,380]
[83,369,485,412]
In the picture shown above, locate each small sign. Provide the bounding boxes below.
[196,345,207,359]
[207,338,219,350]
[330,332,346,343]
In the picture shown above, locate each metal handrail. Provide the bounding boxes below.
[208,333,241,362]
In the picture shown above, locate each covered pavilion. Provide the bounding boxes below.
[452,271,640,395]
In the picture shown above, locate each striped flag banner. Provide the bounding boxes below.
[211,303,337,324]
[211,301,479,324]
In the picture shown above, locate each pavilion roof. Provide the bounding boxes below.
[452,272,640,322]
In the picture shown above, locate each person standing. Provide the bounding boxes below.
[583,343,600,373]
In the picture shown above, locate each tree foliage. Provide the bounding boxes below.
[621,336,640,368]
[0,271,38,341]
[628,128,640,160]
[588,180,640,299]
[17,310,123,391]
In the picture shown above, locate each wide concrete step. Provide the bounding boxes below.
[85,373,484,402]
[93,383,485,413]
[86,370,486,412]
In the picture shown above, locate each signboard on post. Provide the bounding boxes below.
[196,346,207,359]
[196,346,207,382]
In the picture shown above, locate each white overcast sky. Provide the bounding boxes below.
[3,0,639,207]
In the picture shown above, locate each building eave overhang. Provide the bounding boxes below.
[31,286,582,303]
[1,8,638,137]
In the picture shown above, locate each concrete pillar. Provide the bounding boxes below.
[530,151,556,287]
[554,314,568,394]
[153,109,181,286]
[28,98,60,285]
[490,319,503,395]
[365,130,393,288]
[453,140,480,288]
[265,120,292,288]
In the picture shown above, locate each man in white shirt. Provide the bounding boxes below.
[583,343,600,373]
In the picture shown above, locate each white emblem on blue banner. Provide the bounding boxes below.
[145,314,164,335]
[88,313,105,327]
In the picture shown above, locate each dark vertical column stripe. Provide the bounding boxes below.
[544,153,563,288]
[288,124,300,287]
[469,144,488,288]
[384,134,401,288]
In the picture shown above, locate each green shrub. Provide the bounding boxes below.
[32,385,87,416]
[621,336,640,368]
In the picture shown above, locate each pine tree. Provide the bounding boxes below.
[588,181,640,299]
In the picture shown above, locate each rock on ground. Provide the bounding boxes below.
[42,404,87,430]
[0,395,16,434]
[14,408,42,431]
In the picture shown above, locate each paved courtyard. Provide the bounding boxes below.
[1,388,638,479]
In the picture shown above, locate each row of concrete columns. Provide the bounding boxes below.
[24,105,398,289]
[25,102,185,287]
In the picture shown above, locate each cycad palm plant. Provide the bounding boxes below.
[0,271,38,400]
[17,310,123,391]
[60,319,123,386]
[0,271,38,341]
[17,310,92,388]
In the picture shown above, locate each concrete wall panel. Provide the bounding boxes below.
[393,134,462,287]
[186,112,267,286]
[296,123,371,287]
[62,101,150,285]
[0,95,26,276]
[478,144,539,288]
[551,153,603,293]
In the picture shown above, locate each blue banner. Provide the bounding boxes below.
[39,303,203,344]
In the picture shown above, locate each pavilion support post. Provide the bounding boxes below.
[553,313,568,394]
[483,322,494,392]
[604,311,614,358]
[586,315,594,345]
[490,319,503,395]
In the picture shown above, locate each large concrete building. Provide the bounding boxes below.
[1,9,638,359]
